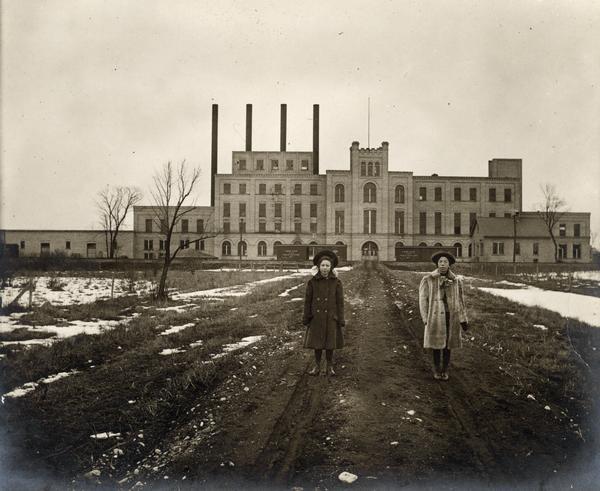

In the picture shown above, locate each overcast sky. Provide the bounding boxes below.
[1,0,599,243]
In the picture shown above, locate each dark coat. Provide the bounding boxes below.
[302,271,345,350]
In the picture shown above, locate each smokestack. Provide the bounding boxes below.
[313,104,319,175]
[211,104,218,207]
[280,104,287,152]
[245,104,252,151]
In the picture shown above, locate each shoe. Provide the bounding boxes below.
[433,367,442,380]
[441,371,449,381]
[326,366,336,377]
[308,365,321,376]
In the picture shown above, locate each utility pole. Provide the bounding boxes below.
[512,210,520,263]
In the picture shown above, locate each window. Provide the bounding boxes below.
[258,241,267,256]
[489,188,496,202]
[294,183,302,195]
[222,241,231,256]
[195,239,205,251]
[435,212,442,235]
[144,239,154,251]
[363,182,377,203]
[310,203,317,218]
[454,213,461,235]
[275,221,283,233]
[504,213,512,218]
[294,222,302,233]
[310,184,318,195]
[159,240,165,250]
[361,162,366,176]
[363,210,376,234]
[454,187,462,201]
[143,252,154,260]
[435,187,442,201]
[395,185,405,204]
[259,183,266,195]
[223,221,230,234]
[160,219,168,233]
[489,213,496,218]
[239,203,246,218]
[454,243,463,257]
[224,183,231,194]
[573,244,581,259]
[310,222,317,233]
[223,202,230,218]
[418,242,427,247]
[294,203,302,218]
[574,224,581,237]
[181,219,188,233]
[274,183,282,194]
[374,162,381,176]
[469,188,477,201]
[239,220,246,233]
[274,203,282,218]
[238,241,247,256]
[238,159,246,170]
[335,211,345,234]
[335,184,345,202]
[504,188,512,202]
[286,160,294,171]
[258,221,266,233]
[394,211,405,235]
[271,159,279,171]
[256,159,264,170]
[20,241,25,249]
[368,162,373,176]
[239,183,246,194]
[145,219,152,233]
[469,213,477,232]
[533,242,539,255]
[66,241,71,250]
[180,239,190,249]
[301,160,309,171]
[515,242,521,255]
[559,244,568,260]
[419,187,427,201]
[419,212,427,235]
[196,219,204,233]
[273,241,282,254]
[258,203,266,218]
[492,242,505,255]
[559,224,566,237]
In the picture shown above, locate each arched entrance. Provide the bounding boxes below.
[361,241,379,258]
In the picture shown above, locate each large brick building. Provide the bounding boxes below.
[0,104,592,263]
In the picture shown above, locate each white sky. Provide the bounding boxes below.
[1,0,599,243]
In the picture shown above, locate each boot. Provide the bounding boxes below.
[326,363,335,377]
[308,362,321,376]
[433,365,442,380]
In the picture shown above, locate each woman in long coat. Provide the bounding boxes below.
[419,251,469,380]
[303,249,345,376]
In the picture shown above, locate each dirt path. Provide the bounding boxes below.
[68,264,597,489]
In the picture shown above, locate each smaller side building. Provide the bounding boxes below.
[0,230,135,258]
[471,212,591,262]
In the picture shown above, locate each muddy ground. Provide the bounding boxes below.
[2,264,600,490]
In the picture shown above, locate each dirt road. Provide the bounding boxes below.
[120,263,597,489]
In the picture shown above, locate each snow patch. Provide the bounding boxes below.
[160,323,195,336]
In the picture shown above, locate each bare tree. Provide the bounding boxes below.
[537,183,567,262]
[151,160,217,300]
[98,186,142,258]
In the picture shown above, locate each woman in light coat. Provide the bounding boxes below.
[419,251,469,380]
[303,249,345,376]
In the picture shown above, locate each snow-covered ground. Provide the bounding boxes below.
[0,276,154,307]
[479,286,600,327]
[514,270,600,283]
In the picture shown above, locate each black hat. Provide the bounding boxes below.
[431,251,456,266]
[313,249,339,268]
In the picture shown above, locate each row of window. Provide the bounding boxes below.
[236,159,311,172]
[143,239,205,251]
[20,240,73,250]
[223,202,320,219]
[418,186,512,202]
[360,161,382,177]
[487,242,582,259]
[224,182,320,196]
[221,221,318,234]
[144,219,204,234]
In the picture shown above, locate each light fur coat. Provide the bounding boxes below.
[419,269,468,349]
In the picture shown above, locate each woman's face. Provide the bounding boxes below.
[437,256,450,273]
[319,259,332,276]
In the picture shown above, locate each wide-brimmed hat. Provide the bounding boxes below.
[313,249,339,268]
[431,251,456,266]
